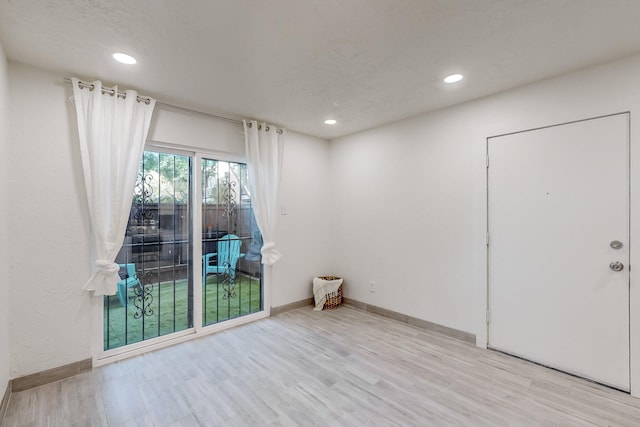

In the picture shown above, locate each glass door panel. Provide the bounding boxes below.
[103,151,193,350]
[201,159,263,326]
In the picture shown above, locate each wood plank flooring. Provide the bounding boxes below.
[4,305,640,426]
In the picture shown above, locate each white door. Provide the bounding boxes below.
[488,113,630,391]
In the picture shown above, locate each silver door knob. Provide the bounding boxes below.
[610,240,624,249]
[610,261,624,272]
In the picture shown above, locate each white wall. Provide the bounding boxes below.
[330,107,476,332]
[8,64,93,377]
[149,105,245,154]
[0,41,11,395]
[7,62,331,377]
[330,53,640,394]
[273,132,333,307]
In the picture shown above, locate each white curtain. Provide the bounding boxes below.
[243,120,285,265]
[72,78,156,295]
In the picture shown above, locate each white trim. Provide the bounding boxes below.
[192,154,204,333]
[95,311,268,367]
[91,286,104,367]
[263,266,272,317]
[145,141,194,157]
[198,149,246,164]
[149,139,246,164]
[93,144,267,363]
[100,328,195,361]
[199,310,269,337]
[478,136,490,350]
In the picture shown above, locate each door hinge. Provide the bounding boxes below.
[486,232,489,246]
[486,310,490,324]
[486,154,489,168]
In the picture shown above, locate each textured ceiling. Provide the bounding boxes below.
[2,0,640,139]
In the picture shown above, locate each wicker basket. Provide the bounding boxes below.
[324,283,343,309]
[317,275,343,310]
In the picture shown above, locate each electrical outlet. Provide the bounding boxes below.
[369,280,375,293]
[280,204,288,215]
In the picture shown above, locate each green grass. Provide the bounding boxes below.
[103,274,262,350]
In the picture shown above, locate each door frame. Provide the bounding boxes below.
[483,112,632,390]
[92,141,271,366]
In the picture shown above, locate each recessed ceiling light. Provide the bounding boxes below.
[113,52,137,65]
[324,119,337,125]
[444,74,463,83]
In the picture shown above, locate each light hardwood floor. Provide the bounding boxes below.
[4,305,640,426]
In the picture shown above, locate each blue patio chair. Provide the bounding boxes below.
[117,263,142,307]
[203,234,245,285]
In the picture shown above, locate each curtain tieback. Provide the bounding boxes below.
[261,241,282,265]
[261,241,276,253]
[96,259,120,275]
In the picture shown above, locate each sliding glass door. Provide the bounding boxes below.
[102,150,263,352]
[201,158,263,326]
[104,150,193,351]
